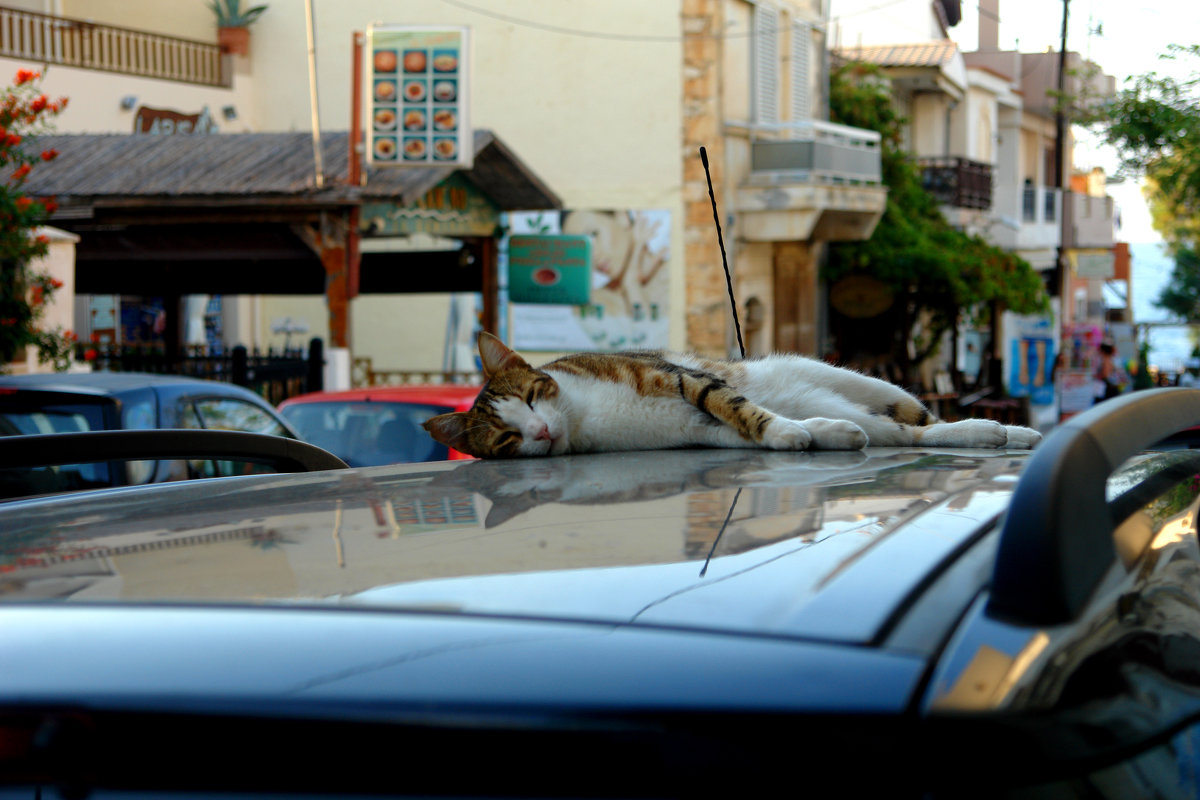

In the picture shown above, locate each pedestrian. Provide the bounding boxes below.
[1094,342,1126,401]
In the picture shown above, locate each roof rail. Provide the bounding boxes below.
[989,387,1200,625]
[0,429,348,474]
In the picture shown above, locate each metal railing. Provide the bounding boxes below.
[0,5,227,87]
[918,157,992,210]
[83,341,322,405]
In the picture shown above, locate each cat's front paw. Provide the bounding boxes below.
[1003,426,1042,449]
[803,418,868,450]
[762,417,812,451]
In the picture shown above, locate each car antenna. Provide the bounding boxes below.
[700,146,745,358]
[700,487,742,577]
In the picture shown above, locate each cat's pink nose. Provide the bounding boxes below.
[534,425,551,441]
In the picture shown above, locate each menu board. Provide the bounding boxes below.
[366,25,471,168]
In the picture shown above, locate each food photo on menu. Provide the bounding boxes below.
[374,49,397,73]
[433,108,456,131]
[403,137,427,160]
[403,49,427,72]
[403,79,427,102]
[374,108,397,131]
[433,137,457,160]
[432,80,456,102]
[432,50,457,72]
[374,136,397,161]
[403,108,426,131]
[374,79,397,102]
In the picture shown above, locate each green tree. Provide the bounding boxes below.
[1087,45,1200,320]
[824,62,1047,382]
[0,68,71,371]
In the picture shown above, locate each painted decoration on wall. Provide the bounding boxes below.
[509,209,670,351]
[367,25,471,168]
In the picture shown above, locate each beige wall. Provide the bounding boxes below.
[244,1,687,360]
[7,1,689,368]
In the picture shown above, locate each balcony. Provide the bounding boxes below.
[731,120,887,242]
[989,183,1061,256]
[1061,191,1115,250]
[0,5,227,87]
[745,120,882,186]
[918,157,992,210]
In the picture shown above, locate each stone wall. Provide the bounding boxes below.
[681,0,729,357]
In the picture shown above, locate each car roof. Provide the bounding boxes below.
[0,371,256,397]
[0,446,1029,646]
[279,384,481,408]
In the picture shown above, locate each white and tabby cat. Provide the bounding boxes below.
[423,332,1042,458]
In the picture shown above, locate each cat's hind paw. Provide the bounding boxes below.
[803,418,868,450]
[919,419,1008,448]
[762,417,812,451]
[1003,426,1042,449]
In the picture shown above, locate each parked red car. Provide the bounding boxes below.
[277,384,480,466]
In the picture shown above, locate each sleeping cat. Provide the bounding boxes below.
[422,332,1042,458]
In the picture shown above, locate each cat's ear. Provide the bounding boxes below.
[477,331,530,377]
[423,412,473,453]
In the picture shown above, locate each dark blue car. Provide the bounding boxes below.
[0,388,1199,797]
[0,371,299,498]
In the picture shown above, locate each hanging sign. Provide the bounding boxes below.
[366,24,471,168]
[508,235,592,305]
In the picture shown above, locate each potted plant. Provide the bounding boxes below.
[210,0,268,56]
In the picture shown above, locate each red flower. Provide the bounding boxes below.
[83,348,97,361]
[34,234,49,245]
[40,197,58,214]
[50,278,63,289]
[30,286,43,306]
[10,164,29,181]
[39,148,57,161]
[15,196,31,210]
[90,331,101,344]
[29,95,47,113]
[14,70,38,85]
[6,133,21,147]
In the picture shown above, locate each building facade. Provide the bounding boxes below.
[4,0,883,379]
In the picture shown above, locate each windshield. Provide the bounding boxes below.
[280,400,451,466]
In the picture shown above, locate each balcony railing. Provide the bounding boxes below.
[746,120,882,186]
[918,157,992,210]
[0,5,227,87]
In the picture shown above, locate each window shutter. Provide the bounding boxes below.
[790,20,811,121]
[753,5,779,124]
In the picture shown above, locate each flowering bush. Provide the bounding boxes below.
[0,68,71,371]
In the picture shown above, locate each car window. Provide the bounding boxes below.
[193,397,290,436]
[177,397,290,479]
[280,401,452,466]
[121,395,158,485]
[0,397,110,497]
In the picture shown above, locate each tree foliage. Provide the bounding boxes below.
[1086,45,1200,321]
[0,69,71,371]
[824,62,1047,378]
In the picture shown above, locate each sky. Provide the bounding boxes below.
[948,1,1196,243]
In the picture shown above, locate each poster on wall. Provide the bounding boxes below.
[509,209,671,351]
[366,25,471,168]
[1006,314,1056,406]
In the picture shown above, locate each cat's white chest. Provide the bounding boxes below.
[550,372,703,453]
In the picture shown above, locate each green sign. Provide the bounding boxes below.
[508,235,592,305]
